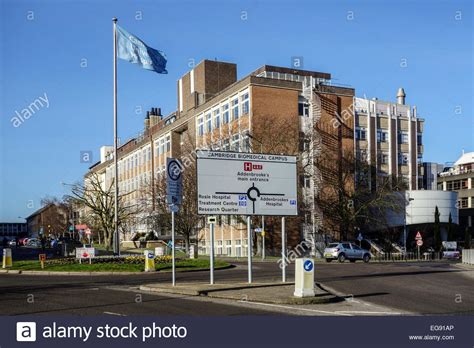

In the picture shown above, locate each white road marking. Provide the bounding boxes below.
[335,310,402,315]
[237,300,353,316]
[103,311,127,316]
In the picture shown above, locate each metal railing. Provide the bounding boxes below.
[372,252,443,262]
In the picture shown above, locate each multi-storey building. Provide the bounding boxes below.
[421,162,444,190]
[86,59,355,255]
[438,152,474,232]
[0,222,28,238]
[85,60,430,255]
[354,88,424,190]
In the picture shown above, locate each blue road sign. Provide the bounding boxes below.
[303,259,313,272]
[166,158,183,209]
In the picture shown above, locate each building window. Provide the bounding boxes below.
[231,134,240,151]
[214,109,220,129]
[459,197,468,208]
[298,102,309,117]
[160,138,165,155]
[205,112,212,133]
[197,117,204,136]
[242,130,250,152]
[379,153,389,164]
[452,180,461,190]
[241,93,249,115]
[398,132,409,144]
[222,104,230,124]
[355,127,367,140]
[356,150,368,162]
[222,138,230,151]
[300,175,311,188]
[231,98,239,120]
[377,130,389,143]
[417,133,422,145]
[166,135,171,152]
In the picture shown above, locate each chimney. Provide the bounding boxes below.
[149,107,162,127]
[144,111,150,130]
[397,87,406,105]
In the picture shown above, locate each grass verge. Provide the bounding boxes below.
[10,259,230,273]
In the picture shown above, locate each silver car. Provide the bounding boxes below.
[324,242,371,263]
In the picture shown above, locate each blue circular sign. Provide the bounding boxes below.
[303,260,313,272]
[147,253,154,259]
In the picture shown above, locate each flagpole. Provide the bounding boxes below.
[113,17,120,256]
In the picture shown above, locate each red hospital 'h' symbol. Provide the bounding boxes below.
[244,162,252,171]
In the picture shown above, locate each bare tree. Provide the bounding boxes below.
[315,151,407,241]
[138,134,205,254]
[66,173,139,250]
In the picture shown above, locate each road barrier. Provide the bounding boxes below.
[2,248,12,268]
[462,249,474,265]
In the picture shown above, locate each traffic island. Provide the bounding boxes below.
[139,282,341,305]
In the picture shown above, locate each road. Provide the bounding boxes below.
[0,260,472,316]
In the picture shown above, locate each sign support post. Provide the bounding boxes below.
[247,215,252,283]
[262,216,265,261]
[166,157,183,287]
[210,219,215,285]
[172,210,176,286]
[282,217,286,283]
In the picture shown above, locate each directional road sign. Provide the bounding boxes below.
[196,151,297,216]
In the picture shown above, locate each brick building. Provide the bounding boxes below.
[85,59,427,256]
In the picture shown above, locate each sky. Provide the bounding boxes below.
[0,0,473,221]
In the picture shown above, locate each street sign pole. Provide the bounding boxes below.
[172,210,175,287]
[166,158,183,287]
[282,216,286,283]
[210,221,215,285]
[262,216,265,261]
[247,215,252,283]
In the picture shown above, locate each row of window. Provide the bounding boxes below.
[207,131,251,153]
[446,179,469,191]
[119,172,152,195]
[458,197,472,209]
[356,150,410,165]
[355,127,420,146]
[117,146,152,176]
[200,239,248,247]
[197,91,249,136]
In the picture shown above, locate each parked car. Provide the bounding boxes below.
[27,238,41,247]
[324,242,371,263]
[18,238,29,246]
[8,240,16,247]
[442,250,461,260]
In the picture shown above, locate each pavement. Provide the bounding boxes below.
[140,281,338,304]
[0,259,472,316]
